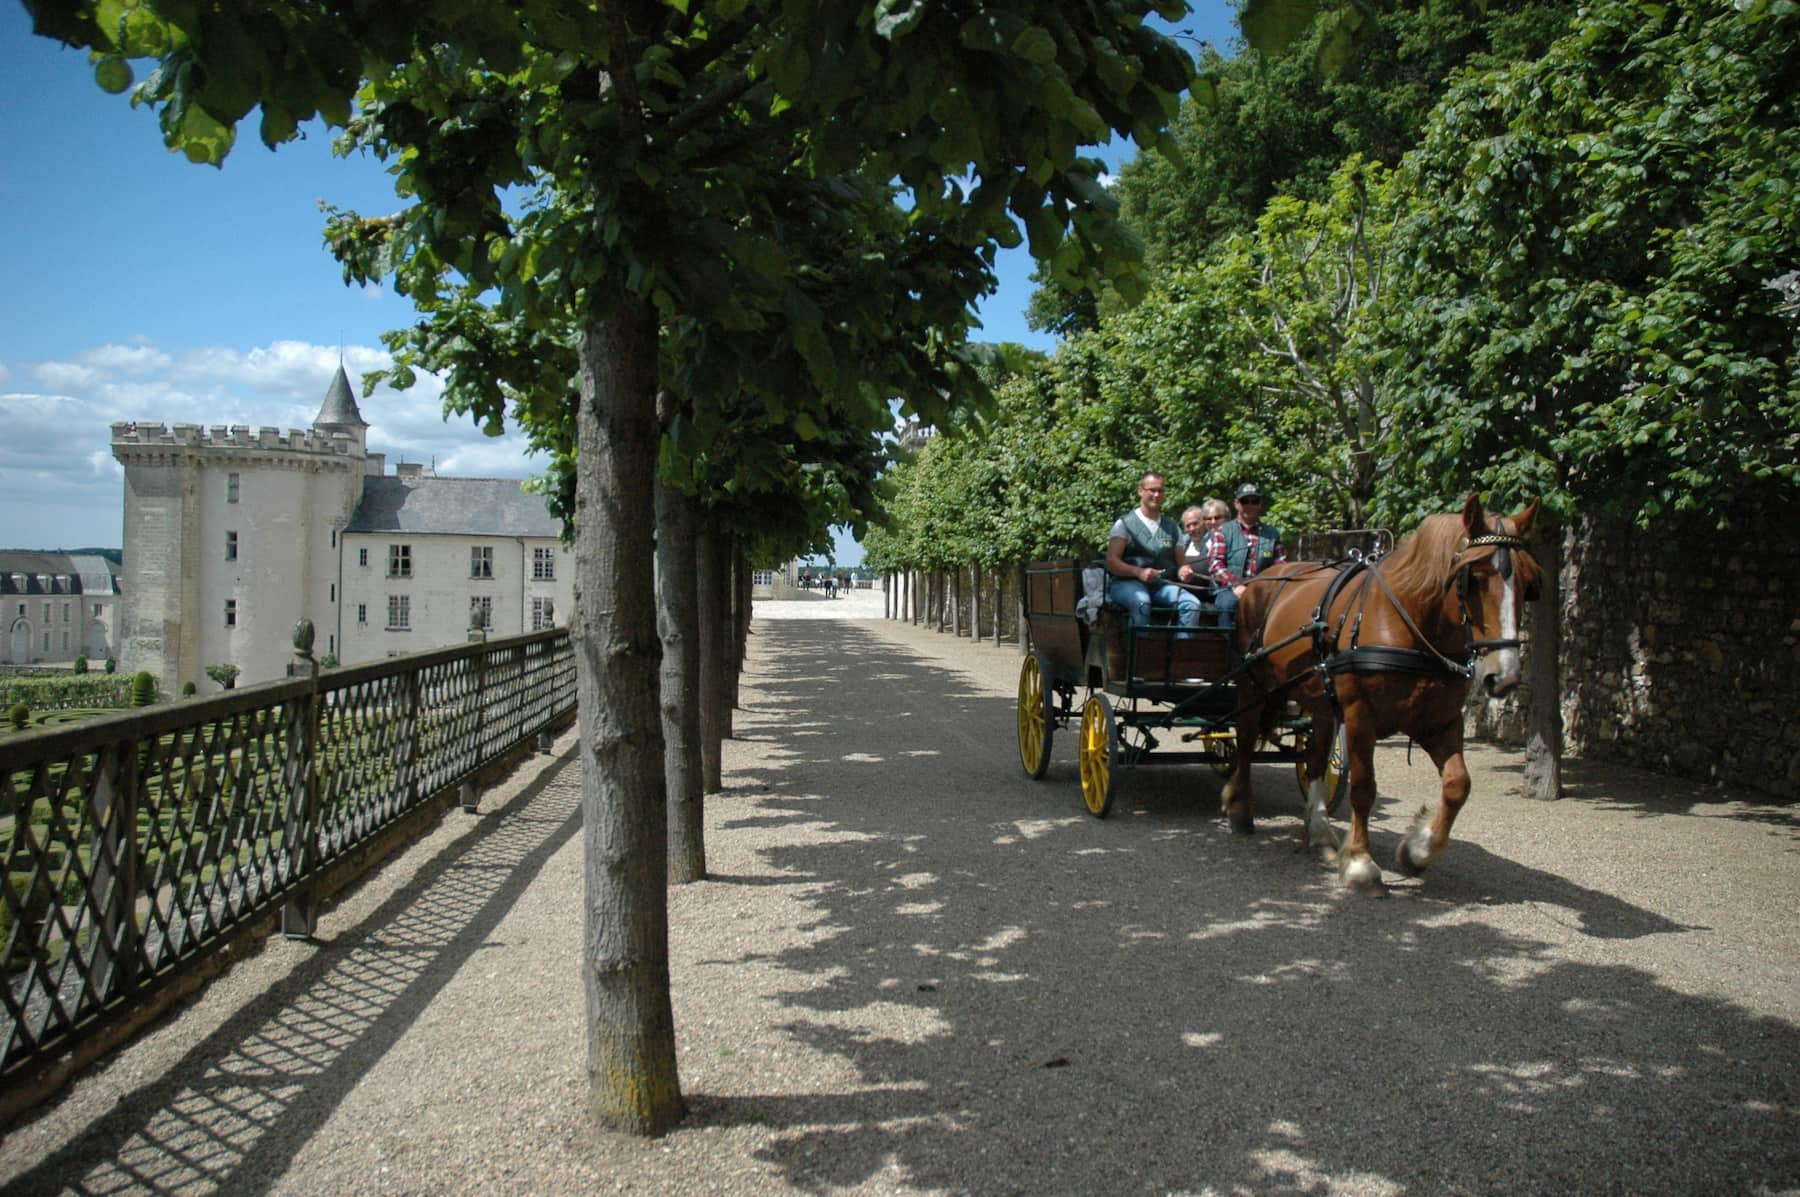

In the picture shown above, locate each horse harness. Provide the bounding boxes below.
[1240,531,1536,721]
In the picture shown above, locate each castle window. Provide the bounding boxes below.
[531,597,555,630]
[225,530,238,561]
[387,595,410,629]
[61,631,70,651]
[227,472,240,503]
[533,547,556,580]
[92,604,101,618]
[470,595,493,630]
[358,547,368,567]
[329,583,336,603]
[224,599,237,627]
[62,602,70,622]
[357,604,367,625]
[43,603,51,622]
[331,529,337,549]
[389,544,412,578]
[471,546,494,579]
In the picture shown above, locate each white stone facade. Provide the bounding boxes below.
[111,367,569,692]
[0,554,120,667]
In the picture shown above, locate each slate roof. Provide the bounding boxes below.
[344,477,562,537]
[315,363,367,427]
[0,552,122,595]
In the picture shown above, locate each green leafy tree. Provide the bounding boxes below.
[204,663,239,691]
[28,0,1195,1135]
[1387,0,1800,799]
[1233,155,1405,527]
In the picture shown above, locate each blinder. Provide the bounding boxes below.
[1448,531,1537,655]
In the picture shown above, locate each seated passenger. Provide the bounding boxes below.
[1178,499,1229,609]
[1209,482,1287,631]
[1105,471,1202,629]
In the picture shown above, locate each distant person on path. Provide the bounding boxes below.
[1208,482,1286,630]
[1104,470,1201,628]
[824,576,837,598]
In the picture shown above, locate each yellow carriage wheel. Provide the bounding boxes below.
[1078,694,1118,818]
[1017,654,1054,780]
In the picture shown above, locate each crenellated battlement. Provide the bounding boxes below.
[110,422,360,457]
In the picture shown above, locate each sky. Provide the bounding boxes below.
[0,4,1239,563]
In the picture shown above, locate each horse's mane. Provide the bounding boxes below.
[1376,512,1466,601]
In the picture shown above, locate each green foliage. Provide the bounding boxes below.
[1385,0,1800,527]
[204,663,240,691]
[104,657,116,674]
[131,672,158,707]
[181,681,198,697]
[320,653,340,670]
[1116,0,1581,272]
[8,703,28,730]
[72,655,88,674]
[0,674,134,711]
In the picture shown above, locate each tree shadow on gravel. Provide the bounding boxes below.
[2,745,582,1197]
[692,621,1800,1195]
[1488,753,1800,838]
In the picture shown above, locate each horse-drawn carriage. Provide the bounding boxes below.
[1015,557,1347,817]
[1015,496,1545,894]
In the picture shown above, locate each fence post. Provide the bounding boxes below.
[87,741,139,999]
[461,611,487,812]
[281,619,322,939]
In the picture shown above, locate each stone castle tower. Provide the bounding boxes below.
[112,364,385,691]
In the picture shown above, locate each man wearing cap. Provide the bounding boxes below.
[1207,483,1287,630]
[1104,471,1202,629]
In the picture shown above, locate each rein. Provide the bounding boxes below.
[1306,529,1536,716]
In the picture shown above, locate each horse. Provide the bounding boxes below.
[1220,494,1543,893]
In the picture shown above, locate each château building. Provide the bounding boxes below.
[111,365,572,691]
[0,552,121,667]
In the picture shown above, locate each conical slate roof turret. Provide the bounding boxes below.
[315,362,367,428]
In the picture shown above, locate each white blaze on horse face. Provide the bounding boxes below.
[1477,571,1522,694]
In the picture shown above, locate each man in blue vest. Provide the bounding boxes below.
[1207,482,1287,630]
[1104,471,1202,628]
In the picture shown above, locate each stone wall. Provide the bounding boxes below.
[1469,495,1800,797]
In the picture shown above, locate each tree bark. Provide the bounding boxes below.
[574,301,683,1135]
[696,540,726,793]
[654,466,705,883]
[970,563,981,639]
[1521,511,1565,800]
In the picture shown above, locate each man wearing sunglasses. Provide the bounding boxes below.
[1104,471,1202,629]
[1207,483,1287,631]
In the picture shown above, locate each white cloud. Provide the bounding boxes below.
[83,343,173,373]
[32,361,101,390]
[0,335,551,548]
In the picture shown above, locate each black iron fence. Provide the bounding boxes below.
[0,628,575,1087]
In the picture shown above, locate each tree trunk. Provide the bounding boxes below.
[951,567,963,636]
[1017,562,1030,654]
[574,302,683,1135]
[729,544,749,719]
[655,467,705,883]
[697,539,726,793]
[970,563,981,639]
[1521,511,1564,800]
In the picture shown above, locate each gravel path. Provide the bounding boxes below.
[4,588,1797,1195]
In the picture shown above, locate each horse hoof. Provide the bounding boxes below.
[1341,854,1385,893]
[1395,845,1424,878]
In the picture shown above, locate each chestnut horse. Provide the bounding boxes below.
[1221,495,1542,892]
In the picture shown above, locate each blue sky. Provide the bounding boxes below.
[0,4,1239,560]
